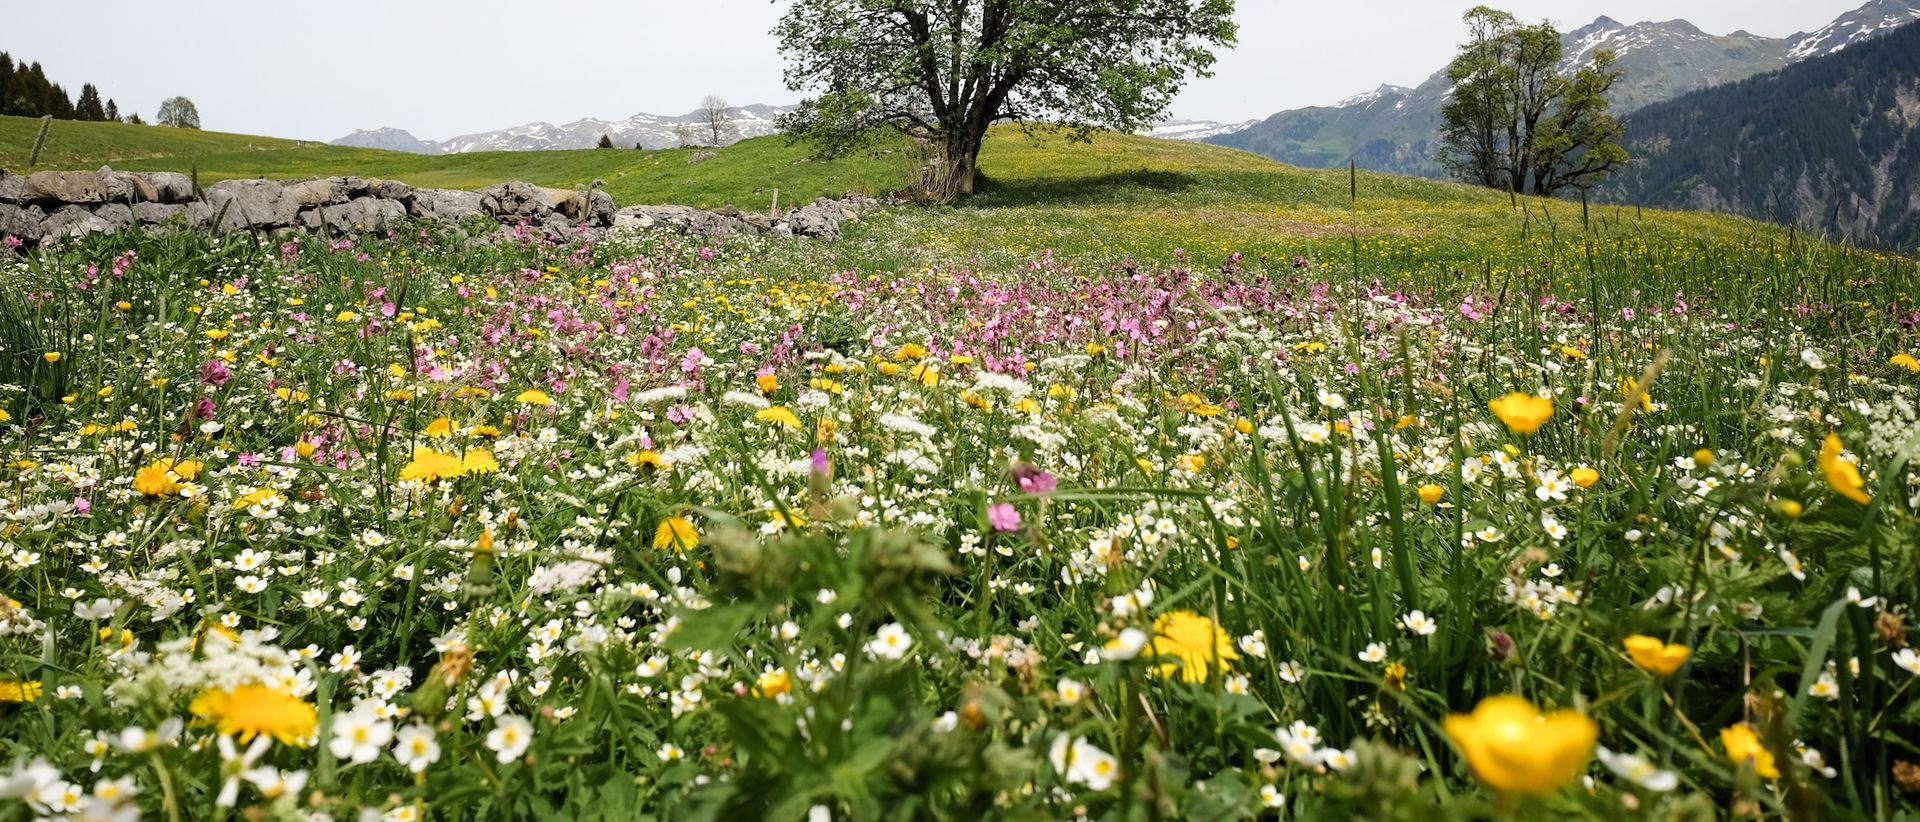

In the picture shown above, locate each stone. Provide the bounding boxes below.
[204,179,299,230]
[787,203,841,239]
[39,205,110,242]
[372,179,414,202]
[409,188,483,223]
[283,178,342,207]
[612,204,697,231]
[25,170,110,204]
[133,202,187,225]
[139,172,195,203]
[0,203,43,242]
[94,203,135,232]
[585,188,616,226]
[317,197,406,234]
[0,169,24,204]
[183,202,216,230]
[478,181,551,219]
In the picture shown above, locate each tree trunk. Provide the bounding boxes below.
[944,127,986,197]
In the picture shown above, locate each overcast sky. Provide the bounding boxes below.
[10,0,1869,141]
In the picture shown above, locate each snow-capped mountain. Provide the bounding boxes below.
[331,104,795,155]
[1146,118,1260,141]
[1787,0,1920,60]
[1207,0,1920,176]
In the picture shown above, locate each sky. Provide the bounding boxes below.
[9,0,1871,141]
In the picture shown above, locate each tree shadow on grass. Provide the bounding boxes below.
[965,168,1198,208]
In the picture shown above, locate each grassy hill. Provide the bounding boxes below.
[4,113,1906,278]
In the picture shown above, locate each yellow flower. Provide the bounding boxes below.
[1693,448,1714,467]
[43,352,61,363]
[1820,433,1871,505]
[1444,695,1596,795]
[515,389,553,406]
[468,424,502,438]
[629,450,669,470]
[910,362,940,386]
[893,342,928,361]
[1570,467,1599,488]
[1488,392,1554,435]
[133,458,204,497]
[1620,376,1653,413]
[460,448,500,475]
[1146,610,1238,683]
[190,683,317,746]
[1622,635,1689,675]
[294,441,317,459]
[1383,661,1409,692]
[423,417,456,438]
[234,488,281,510]
[0,409,10,423]
[398,448,466,483]
[756,373,779,394]
[1891,353,1920,373]
[756,406,801,430]
[654,516,700,552]
[1417,484,1445,504]
[0,678,42,703]
[1720,724,1780,779]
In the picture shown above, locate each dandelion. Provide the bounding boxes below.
[190,684,317,746]
[654,516,699,552]
[1444,695,1596,795]
[756,406,801,429]
[398,447,466,483]
[1147,610,1238,683]
[0,678,42,703]
[515,389,554,406]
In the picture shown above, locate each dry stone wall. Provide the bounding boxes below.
[0,166,882,250]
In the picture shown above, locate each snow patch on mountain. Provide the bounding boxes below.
[1146,119,1259,141]
[333,104,796,154]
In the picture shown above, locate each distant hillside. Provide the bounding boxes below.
[1603,20,1920,250]
[1206,0,1920,177]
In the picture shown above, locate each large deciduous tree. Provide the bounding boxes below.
[157,96,200,129]
[1438,6,1626,197]
[774,0,1236,199]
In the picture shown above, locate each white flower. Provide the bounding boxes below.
[1274,721,1323,766]
[1399,611,1437,636]
[1048,733,1119,790]
[1259,783,1286,808]
[1893,648,1920,676]
[657,743,685,761]
[72,598,121,620]
[1277,660,1306,683]
[1801,348,1826,370]
[1358,642,1387,663]
[1238,631,1268,658]
[1798,743,1838,778]
[486,715,533,763]
[215,735,271,808]
[392,724,440,773]
[1056,678,1086,706]
[1101,628,1150,661]
[1317,389,1346,409]
[1846,587,1878,609]
[329,706,393,765]
[1596,746,1678,792]
[1809,670,1841,700]
[865,622,912,660]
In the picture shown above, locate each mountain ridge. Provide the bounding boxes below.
[332,104,796,154]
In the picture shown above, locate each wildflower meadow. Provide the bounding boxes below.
[2,216,1918,820]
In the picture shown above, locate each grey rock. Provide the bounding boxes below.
[409,188,483,223]
[770,222,793,239]
[283,178,342,207]
[95,203,135,232]
[787,203,841,238]
[183,202,216,230]
[204,179,299,230]
[139,172,195,203]
[133,202,187,225]
[536,187,587,221]
[372,179,414,202]
[0,203,43,242]
[318,197,406,234]
[0,169,24,204]
[612,204,697,231]
[478,181,551,219]
[26,170,110,204]
[39,205,110,242]
[585,188,616,226]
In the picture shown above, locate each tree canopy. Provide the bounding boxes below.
[1437,6,1627,197]
[157,96,201,129]
[775,0,1236,199]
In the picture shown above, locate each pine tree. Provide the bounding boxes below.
[0,53,14,117]
[46,81,75,119]
[76,83,106,121]
[597,133,615,149]
[104,98,118,122]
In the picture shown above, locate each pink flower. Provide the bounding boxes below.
[987,503,1022,533]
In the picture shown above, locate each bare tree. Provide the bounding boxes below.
[697,95,734,147]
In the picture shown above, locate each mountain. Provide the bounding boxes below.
[332,127,444,155]
[1146,118,1260,141]
[1206,0,1920,177]
[1603,20,1920,250]
[332,104,795,154]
